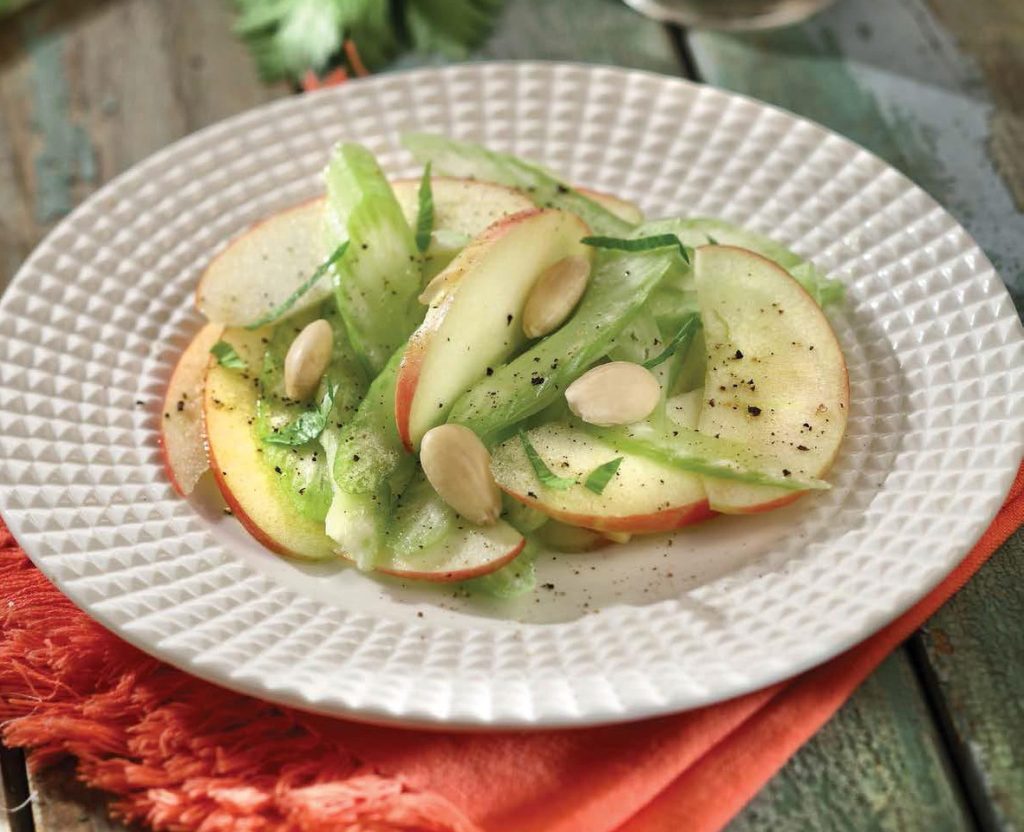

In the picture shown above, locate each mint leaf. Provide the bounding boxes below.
[643,313,701,370]
[581,234,693,265]
[583,457,623,495]
[263,384,336,446]
[210,341,247,370]
[415,162,434,253]
[518,430,576,491]
[246,241,349,330]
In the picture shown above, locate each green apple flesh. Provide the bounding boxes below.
[695,245,849,513]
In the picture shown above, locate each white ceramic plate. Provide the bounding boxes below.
[1,63,1021,728]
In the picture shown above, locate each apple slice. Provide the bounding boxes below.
[396,209,591,450]
[196,179,534,328]
[578,187,644,225]
[159,322,223,495]
[204,327,336,559]
[491,423,712,534]
[695,245,849,513]
[391,176,534,239]
[196,199,331,327]
[338,521,525,582]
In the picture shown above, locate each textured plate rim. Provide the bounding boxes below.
[0,61,1021,728]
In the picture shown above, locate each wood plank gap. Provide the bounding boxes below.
[668,26,702,82]
[907,636,993,832]
[0,746,34,832]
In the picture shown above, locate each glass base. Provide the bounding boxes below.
[623,0,836,30]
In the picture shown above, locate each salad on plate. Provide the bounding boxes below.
[160,135,849,597]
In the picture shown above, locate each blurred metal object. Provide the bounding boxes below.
[623,0,837,30]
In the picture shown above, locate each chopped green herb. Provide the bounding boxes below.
[246,241,349,330]
[706,233,719,245]
[263,385,336,446]
[643,313,702,370]
[519,430,576,490]
[209,341,247,370]
[415,162,434,253]
[584,457,623,494]
[581,234,693,265]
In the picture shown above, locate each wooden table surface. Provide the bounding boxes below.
[0,1,1021,830]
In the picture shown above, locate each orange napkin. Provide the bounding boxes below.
[1,462,1021,831]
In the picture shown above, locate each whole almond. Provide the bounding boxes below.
[420,424,502,526]
[565,361,661,426]
[522,254,592,339]
[284,319,333,401]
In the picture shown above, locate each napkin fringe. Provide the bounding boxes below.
[0,528,479,832]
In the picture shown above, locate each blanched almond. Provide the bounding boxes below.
[420,424,502,526]
[284,319,333,401]
[565,361,661,426]
[522,254,591,338]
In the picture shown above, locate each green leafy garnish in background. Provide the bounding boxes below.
[264,384,336,446]
[581,234,694,265]
[210,341,247,370]
[583,457,622,495]
[519,430,575,491]
[234,0,506,82]
[415,162,434,253]
[247,241,350,330]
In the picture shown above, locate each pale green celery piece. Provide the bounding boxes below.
[404,132,664,360]
[386,473,456,558]
[402,132,633,237]
[256,303,367,523]
[462,541,538,599]
[586,420,829,491]
[671,218,844,308]
[448,224,686,444]
[323,347,412,568]
[608,311,664,365]
[502,495,549,535]
[324,143,424,375]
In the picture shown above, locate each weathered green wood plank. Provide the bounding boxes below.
[689,0,1023,827]
[0,0,288,293]
[387,0,682,75]
[479,0,680,73]
[914,531,1024,832]
[727,653,974,832]
[687,0,1024,314]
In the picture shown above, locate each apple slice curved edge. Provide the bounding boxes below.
[160,322,224,496]
[695,245,849,513]
[492,423,712,534]
[204,327,337,560]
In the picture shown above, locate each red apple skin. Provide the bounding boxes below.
[207,443,296,559]
[202,327,338,561]
[396,207,558,452]
[502,489,716,534]
[159,322,223,496]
